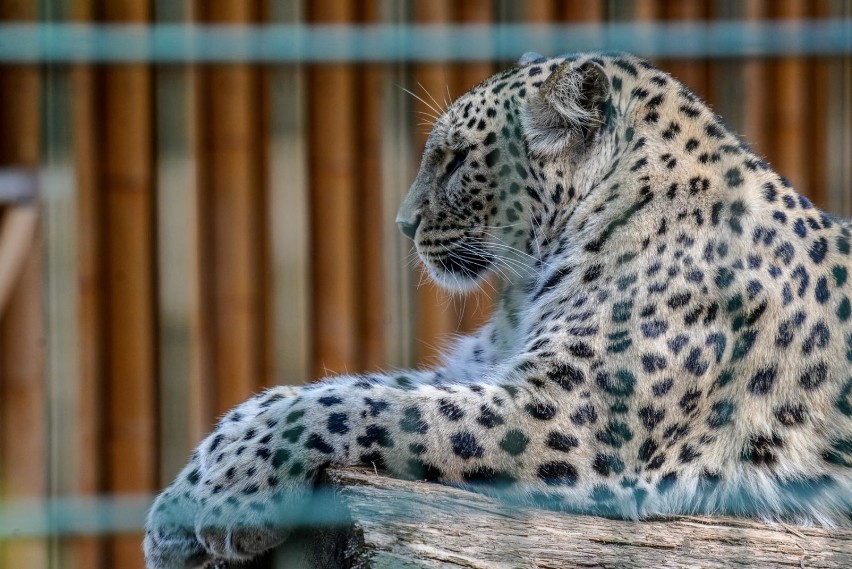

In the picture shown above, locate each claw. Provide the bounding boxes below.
[143,528,208,569]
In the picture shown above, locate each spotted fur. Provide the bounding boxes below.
[145,52,852,568]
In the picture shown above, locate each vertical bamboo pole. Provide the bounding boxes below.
[71,1,106,566]
[769,0,808,194]
[265,0,311,385]
[357,0,387,371]
[806,0,830,209]
[455,0,496,333]
[739,0,771,159]
[525,0,555,23]
[629,0,659,23]
[523,1,556,59]
[413,0,456,366]
[559,0,605,21]
[0,5,46,567]
[660,0,712,100]
[0,238,47,569]
[826,0,852,217]
[381,2,417,371]
[256,3,274,388]
[155,0,207,482]
[100,1,157,567]
[307,0,360,377]
[196,0,268,410]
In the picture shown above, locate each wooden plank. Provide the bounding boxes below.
[307,0,360,377]
[454,0,495,333]
[0,2,47,568]
[283,467,852,568]
[413,0,456,366]
[195,0,268,409]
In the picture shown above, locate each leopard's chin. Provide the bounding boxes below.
[422,245,493,293]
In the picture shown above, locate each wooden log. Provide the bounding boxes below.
[279,466,852,569]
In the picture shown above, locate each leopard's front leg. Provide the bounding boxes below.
[145,368,575,568]
[144,385,308,569]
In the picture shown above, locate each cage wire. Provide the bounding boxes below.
[0,17,851,540]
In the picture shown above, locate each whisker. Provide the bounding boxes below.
[418,81,446,116]
[400,85,442,117]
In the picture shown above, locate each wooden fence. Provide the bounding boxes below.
[0,1,850,568]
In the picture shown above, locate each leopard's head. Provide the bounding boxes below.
[397,54,614,291]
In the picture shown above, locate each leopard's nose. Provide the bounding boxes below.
[396,215,421,240]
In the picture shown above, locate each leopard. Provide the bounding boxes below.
[145,51,852,568]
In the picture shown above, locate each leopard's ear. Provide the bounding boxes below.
[521,60,610,157]
[517,52,545,66]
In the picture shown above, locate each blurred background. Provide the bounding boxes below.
[0,1,849,568]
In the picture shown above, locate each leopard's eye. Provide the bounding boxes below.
[444,148,469,178]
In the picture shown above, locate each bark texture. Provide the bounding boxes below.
[270,467,852,568]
